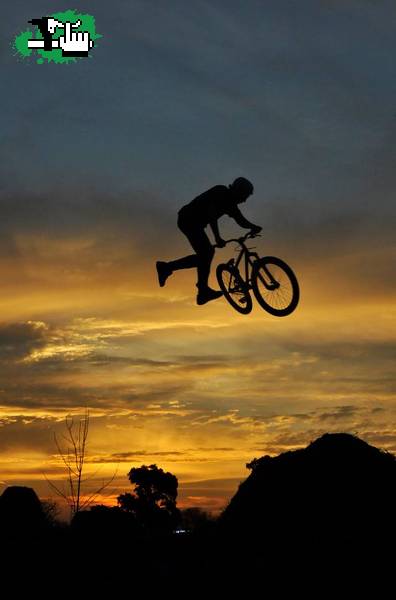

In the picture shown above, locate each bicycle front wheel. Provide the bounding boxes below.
[252,256,299,316]
[216,263,253,314]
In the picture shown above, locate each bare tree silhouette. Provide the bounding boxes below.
[45,409,117,517]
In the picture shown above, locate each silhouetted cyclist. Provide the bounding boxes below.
[156,177,262,305]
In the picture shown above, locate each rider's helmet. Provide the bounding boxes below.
[229,177,254,198]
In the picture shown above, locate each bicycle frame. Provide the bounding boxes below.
[224,235,279,291]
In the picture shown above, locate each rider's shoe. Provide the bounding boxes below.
[156,261,171,287]
[196,287,223,305]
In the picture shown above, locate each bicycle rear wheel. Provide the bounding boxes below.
[252,256,299,316]
[216,263,253,314]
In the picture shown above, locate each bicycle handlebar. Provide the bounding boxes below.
[213,232,261,248]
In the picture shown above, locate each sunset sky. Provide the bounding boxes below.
[1,0,395,516]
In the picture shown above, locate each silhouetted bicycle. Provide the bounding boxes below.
[215,232,299,315]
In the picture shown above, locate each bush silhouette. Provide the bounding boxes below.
[0,486,47,538]
[71,504,140,541]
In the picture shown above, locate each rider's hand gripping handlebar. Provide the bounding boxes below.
[213,231,261,248]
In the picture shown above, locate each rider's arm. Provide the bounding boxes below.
[209,219,225,245]
[231,207,261,231]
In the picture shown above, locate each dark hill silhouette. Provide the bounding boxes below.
[219,433,396,548]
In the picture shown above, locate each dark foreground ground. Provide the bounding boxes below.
[2,526,394,595]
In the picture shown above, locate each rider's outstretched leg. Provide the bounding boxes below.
[157,252,199,287]
[156,261,172,287]
[157,215,223,304]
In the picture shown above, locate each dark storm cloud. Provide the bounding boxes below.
[239,335,396,371]
[289,406,389,422]
[29,351,231,372]
[90,446,237,463]
[90,451,186,464]
[11,351,229,375]
[317,405,358,421]
[172,354,230,363]
[0,415,60,453]
[86,355,175,368]
[0,377,192,412]
[98,450,184,459]
[282,340,396,363]
[0,321,48,361]
[23,353,176,370]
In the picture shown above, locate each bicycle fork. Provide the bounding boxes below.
[255,263,280,291]
[245,253,281,291]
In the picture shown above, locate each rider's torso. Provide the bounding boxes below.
[179,185,240,227]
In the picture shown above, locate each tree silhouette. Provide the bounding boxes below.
[118,464,180,534]
[45,409,116,517]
